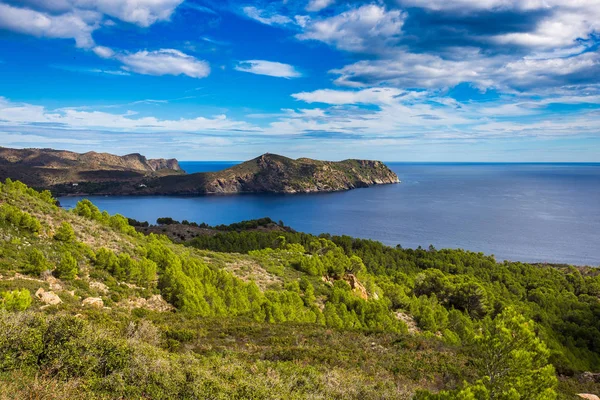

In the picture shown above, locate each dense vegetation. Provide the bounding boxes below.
[188,231,600,374]
[0,179,598,399]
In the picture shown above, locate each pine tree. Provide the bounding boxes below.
[54,222,76,242]
[24,248,50,276]
[55,253,78,280]
[473,308,557,399]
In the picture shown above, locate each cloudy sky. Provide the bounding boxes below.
[0,0,599,161]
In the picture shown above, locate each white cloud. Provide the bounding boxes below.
[235,60,301,78]
[242,6,293,26]
[297,5,405,52]
[118,49,210,78]
[0,96,256,133]
[93,45,114,58]
[0,0,184,50]
[0,2,98,48]
[80,0,184,27]
[306,0,335,12]
[292,88,405,104]
[15,0,184,27]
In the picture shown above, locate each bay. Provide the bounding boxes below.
[58,162,600,266]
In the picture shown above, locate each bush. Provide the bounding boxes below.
[54,253,78,280]
[1,289,32,311]
[53,222,76,242]
[24,249,50,276]
[0,204,42,233]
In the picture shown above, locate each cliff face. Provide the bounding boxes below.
[0,148,398,196]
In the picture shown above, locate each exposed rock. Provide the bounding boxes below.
[119,295,174,312]
[82,297,104,308]
[345,274,369,300]
[43,274,63,291]
[395,312,421,334]
[89,280,109,294]
[577,394,600,400]
[35,288,62,306]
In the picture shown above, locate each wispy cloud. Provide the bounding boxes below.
[306,0,336,12]
[117,49,210,78]
[242,6,293,26]
[235,60,301,78]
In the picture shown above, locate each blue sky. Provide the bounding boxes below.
[0,0,599,161]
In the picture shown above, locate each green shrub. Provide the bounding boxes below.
[53,222,76,242]
[24,248,50,276]
[1,289,32,311]
[54,253,78,280]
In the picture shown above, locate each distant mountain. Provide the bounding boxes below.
[0,147,182,189]
[0,147,399,196]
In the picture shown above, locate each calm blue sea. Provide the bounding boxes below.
[59,162,600,266]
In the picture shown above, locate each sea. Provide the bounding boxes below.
[58,162,600,266]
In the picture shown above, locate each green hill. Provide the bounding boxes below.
[0,179,598,399]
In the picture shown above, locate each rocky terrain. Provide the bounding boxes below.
[0,147,400,196]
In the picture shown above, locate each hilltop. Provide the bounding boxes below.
[0,147,182,189]
[0,179,599,399]
[0,147,399,196]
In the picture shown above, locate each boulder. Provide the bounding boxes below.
[35,288,62,305]
[89,280,109,294]
[577,395,600,400]
[82,297,104,308]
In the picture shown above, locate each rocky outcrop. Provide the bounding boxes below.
[82,297,104,308]
[119,295,174,312]
[147,158,181,172]
[35,288,62,306]
[345,274,369,300]
[577,395,600,400]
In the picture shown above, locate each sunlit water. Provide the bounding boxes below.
[59,162,600,266]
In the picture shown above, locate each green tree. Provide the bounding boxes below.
[54,222,76,242]
[55,253,78,280]
[473,308,557,399]
[24,248,50,275]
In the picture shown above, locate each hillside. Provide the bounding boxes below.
[136,153,401,195]
[0,147,399,196]
[0,146,182,189]
[0,180,599,399]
